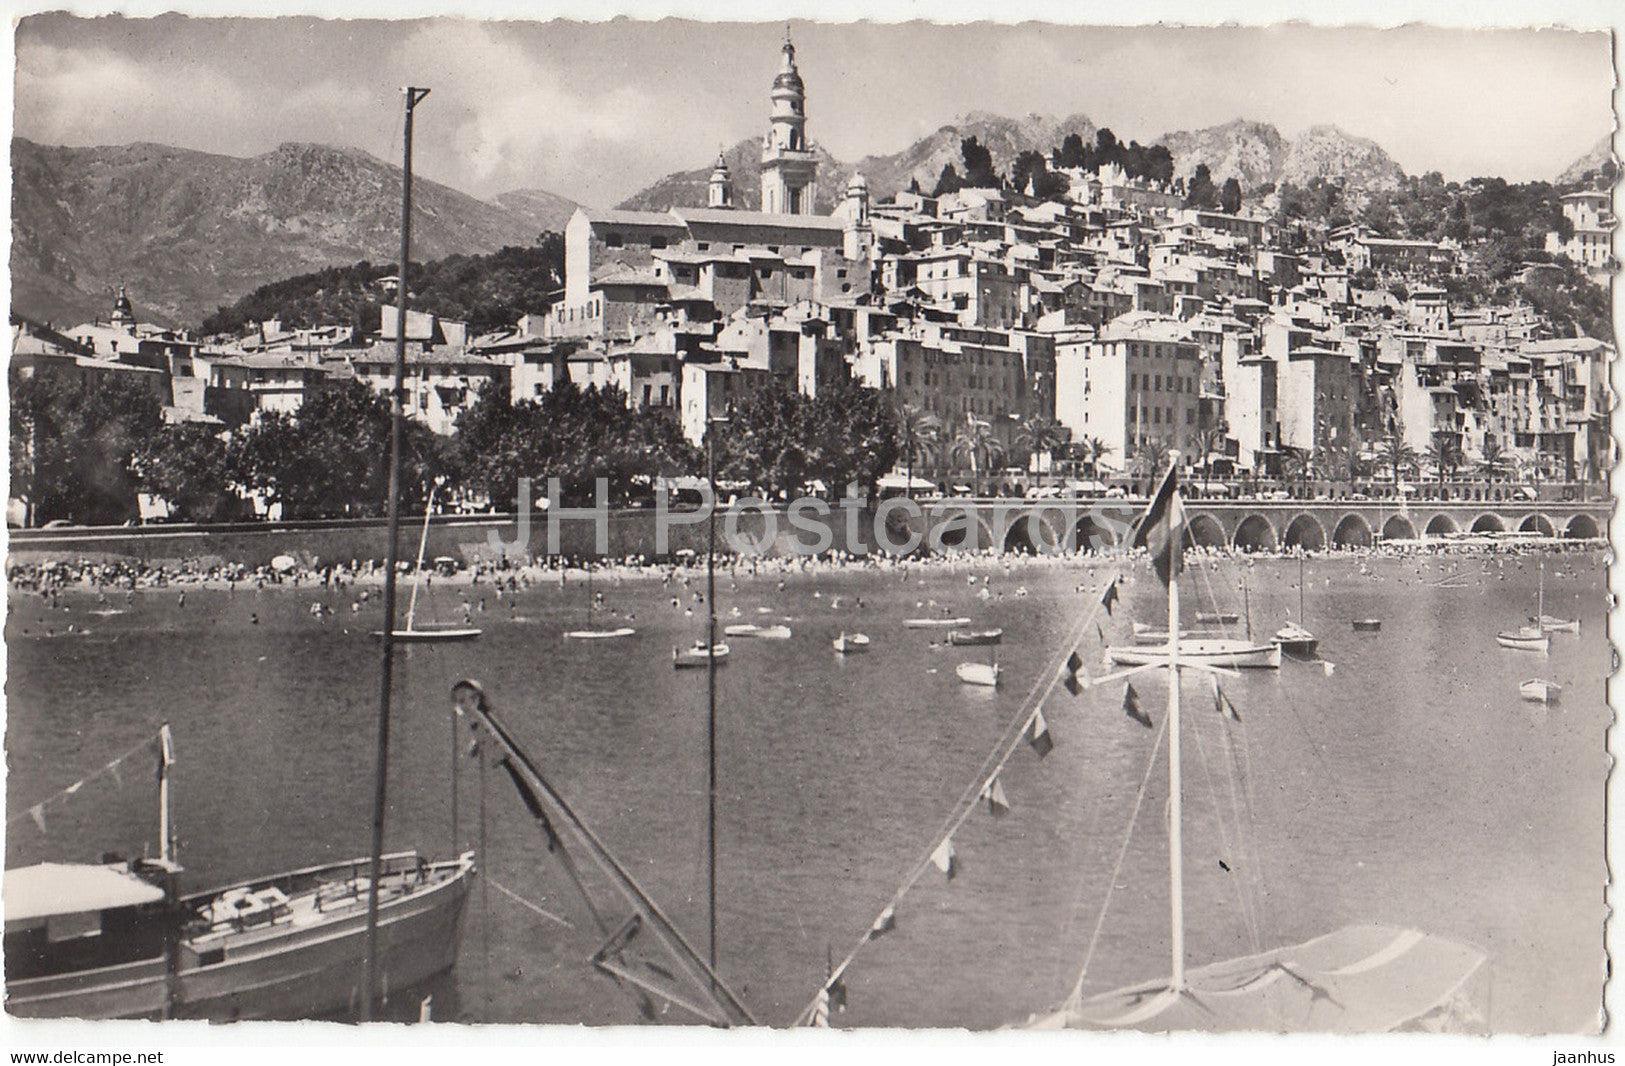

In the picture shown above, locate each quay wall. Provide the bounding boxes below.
[5,499,1610,569]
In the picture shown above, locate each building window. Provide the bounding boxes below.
[604,233,623,248]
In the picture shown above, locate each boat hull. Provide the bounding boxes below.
[673,644,730,668]
[1496,631,1549,653]
[955,662,1000,687]
[833,635,870,653]
[1106,640,1281,669]
[1537,615,1579,635]
[904,617,972,629]
[7,854,474,1022]
[373,628,483,643]
[1519,679,1561,703]
[947,629,1003,647]
[564,627,636,640]
[1352,619,1382,632]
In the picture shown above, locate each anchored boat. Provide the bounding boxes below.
[833,633,871,654]
[1107,639,1281,670]
[947,628,1003,647]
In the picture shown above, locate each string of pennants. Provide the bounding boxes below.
[7,726,172,835]
[800,565,1252,1027]
[801,565,1133,1027]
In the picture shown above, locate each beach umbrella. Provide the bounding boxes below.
[271,554,298,573]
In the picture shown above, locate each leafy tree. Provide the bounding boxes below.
[1056,132,1088,169]
[1014,415,1067,484]
[1219,177,1243,214]
[9,370,164,525]
[1184,163,1219,210]
[1080,435,1114,479]
[959,137,1000,189]
[132,422,240,522]
[1376,431,1420,489]
[932,163,964,197]
[899,404,942,495]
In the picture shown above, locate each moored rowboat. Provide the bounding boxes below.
[1519,678,1561,704]
[673,642,730,668]
[954,661,1000,687]
[904,617,973,629]
[833,633,870,654]
[1496,627,1549,653]
[564,627,636,640]
[947,628,1003,646]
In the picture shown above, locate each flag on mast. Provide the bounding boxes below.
[1100,578,1120,616]
[1028,709,1055,757]
[1214,682,1242,722]
[1129,464,1186,586]
[981,777,1011,817]
[930,837,960,881]
[1123,683,1153,728]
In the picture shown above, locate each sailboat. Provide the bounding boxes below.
[1273,553,1318,658]
[376,486,482,643]
[1035,463,1487,1032]
[4,726,474,1020]
[6,86,477,1024]
[564,564,636,640]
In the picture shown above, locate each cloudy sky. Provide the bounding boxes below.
[12,12,1616,207]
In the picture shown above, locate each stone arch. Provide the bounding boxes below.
[1001,511,1061,555]
[1233,514,1278,552]
[1423,513,1458,538]
[1185,513,1227,549]
[1071,513,1123,554]
[1517,513,1556,537]
[1565,513,1601,540]
[1381,514,1418,541]
[1470,513,1506,534]
[930,509,996,553]
[1332,514,1374,549]
[1282,513,1327,552]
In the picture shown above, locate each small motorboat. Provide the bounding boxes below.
[1352,619,1382,632]
[955,661,1000,687]
[1273,621,1319,659]
[833,633,871,654]
[1519,678,1561,704]
[1194,611,1239,625]
[564,627,636,640]
[1536,615,1580,635]
[948,628,1003,647]
[673,642,730,668]
[727,623,792,640]
[905,617,973,629]
[1496,627,1549,653]
[1107,639,1281,670]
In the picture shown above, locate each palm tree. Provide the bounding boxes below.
[1194,428,1227,492]
[1281,445,1315,497]
[950,417,1005,495]
[1376,432,1419,492]
[1133,438,1170,492]
[899,404,941,498]
[1478,437,1509,482]
[1014,415,1067,488]
[1425,434,1459,487]
[1081,436,1113,481]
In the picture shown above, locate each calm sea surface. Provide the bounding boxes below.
[4,550,1609,1032]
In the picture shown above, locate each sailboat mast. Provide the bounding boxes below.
[405,486,436,632]
[362,84,429,1024]
[1299,552,1306,623]
[1165,478,1185,992]
[705,419,720,973]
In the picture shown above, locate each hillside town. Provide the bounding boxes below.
[10,35,1614,526]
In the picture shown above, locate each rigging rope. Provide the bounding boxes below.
[9,727,167,830]
[1187,689,1263,955]
[791,556,1133,1026]
[1067,709,1168,1006]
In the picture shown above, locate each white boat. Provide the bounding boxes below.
[4,727,473,1020]
[1352,619,1382,632]
[1107,639,1281,669]
[955,661,1000,687]
[564,626,636,640]
[947,628,1003,647]
[1026,465,1485,1034]
[1496,627,1549,653]
[833,633,871,654]
[372,486,481,643]
[725,623,792,640]
[1194,611,1239,625]
[1536,614,1579,635]
[1274,555,1318,658]
[1519,678,1561,704]
[904,617,972,629]
[673,642,730,668]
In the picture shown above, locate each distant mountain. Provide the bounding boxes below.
[1557,134,1617,186]
[10,138,571,328]
[1156,120,1289,192]
[491,187,581,237]
[1156,120,1405,194]
[617,111,1097,211]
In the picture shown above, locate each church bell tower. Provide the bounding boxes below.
[760,30,818,215]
